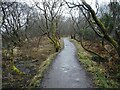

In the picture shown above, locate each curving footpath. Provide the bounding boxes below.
[41,38,94,88]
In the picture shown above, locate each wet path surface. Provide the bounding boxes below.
[41,38,94,88]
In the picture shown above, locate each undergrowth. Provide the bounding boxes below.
[71,39,119,88]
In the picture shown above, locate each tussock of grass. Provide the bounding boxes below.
[71,39,119,88]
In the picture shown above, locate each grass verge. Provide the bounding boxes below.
[28,52,58,88]
[71,39,119,88]
[29,38,64,88]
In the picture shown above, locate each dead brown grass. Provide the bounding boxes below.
[17,37,55,60]
[2,36,56,88]
[83,41,120,83]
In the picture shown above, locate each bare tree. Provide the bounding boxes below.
[34,0,64,52]
[0,2,33,74]
[64,0,120,58]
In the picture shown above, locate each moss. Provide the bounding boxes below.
[12,65,25,75]
[55,41,60,52]
[71,39,119,88]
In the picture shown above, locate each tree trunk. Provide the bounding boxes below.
[49,20,60,52]
[82,1,120,57]
[9,48,24,74]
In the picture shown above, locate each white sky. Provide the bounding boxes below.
[2,0,111,17]
[18,0,110,14]
[4,0,110,6]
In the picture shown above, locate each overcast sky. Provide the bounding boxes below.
[3,0,111,17]
[5,0,110,6]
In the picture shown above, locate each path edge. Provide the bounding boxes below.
[70,39,119,88]
[28,38,64,88]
